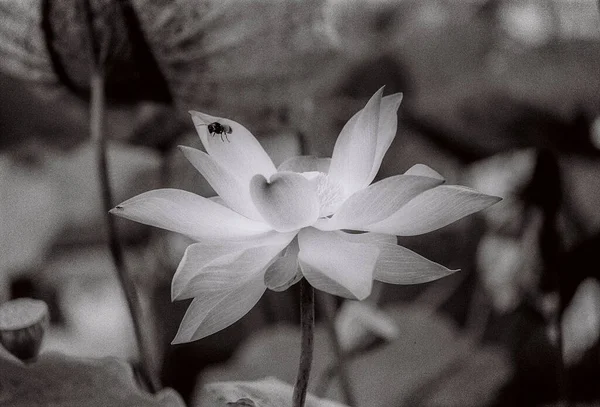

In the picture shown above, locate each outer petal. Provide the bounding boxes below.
[365,93,404,184]
[403,163,444,180]
[172,275,266,344]
[333,231,397,246]
[172,234,294,299]
[265,256,302,292]
[171,242,234,301]
[367,185,502,236]
[178,146,262,220]
[328,87,383,196]
[277,156,331,174]
[328,231,455,284]
[298,228,380,300]
[316,174,443,231]
[190,111,276,182]
[264,238,301,291]
[374,244,457,284]
[110,189,272,241]
[209,195,226,206]
[250,172,320,233]
[171,231,294,300]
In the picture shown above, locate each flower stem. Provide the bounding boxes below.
[90,67,160,393]
[84,0,160,392]
[317,292,357,406]
[90,65,160,394]
[292,279,315,407]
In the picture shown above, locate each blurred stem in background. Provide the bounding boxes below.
[527,148,570,407]
[83,0,160,392]
[292,279,315,407]
[317,292,357,407]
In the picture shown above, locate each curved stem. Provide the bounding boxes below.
[90,68,160,393]
[83,0,160,392]
[292,279,315,407]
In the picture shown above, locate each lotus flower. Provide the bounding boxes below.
[110,88,500,344]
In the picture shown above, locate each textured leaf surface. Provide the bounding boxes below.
[0,353,185,407]
[200,305,512,407]
[198,378,348,407]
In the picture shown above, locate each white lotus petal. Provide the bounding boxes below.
[328,87,383,196]
[367,185,502,236]
[404,163,444,180]
[366,93,404,184]
[172,275,266,343]
[172,242,237,301]
[277,156,331,174]
[190,111,276,182]
[333,231,397,246]
[321,174,444,231]
[250,172,320,232]
[209,195,227,206]
[175,235,293,300]
[264,238,301,291]
[268,269,302,292]
[110,189,272,241]
[374,243,457,284]
[172,232,294,299]
[178,146,263,220]
[171,292,227,343]
[298,228,380,300]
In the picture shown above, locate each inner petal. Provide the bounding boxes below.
[301,172,346,217]
[250,172,320,232]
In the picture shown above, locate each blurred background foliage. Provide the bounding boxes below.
[1,0,600,406]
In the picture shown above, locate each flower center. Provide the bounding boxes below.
[301,171,345,217]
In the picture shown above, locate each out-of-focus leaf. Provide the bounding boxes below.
[39,245,165,387]
[0,0,170,103]
[559,156,600,235]
[414,348,516,407]
[469,148,600,315]
[0,71,164,151]
[197,377,348,407]
[477,232,541,314]
[47,141,162,244]
[498,2,555,46]
[464,149,535,233]
[0,352,185,407]
[0,0,53,82]
[465,149,541,313]
[334,301,399,351]
[0,0,336,135]
[0,141,162,286]
[200,305,512,407]
[132,0,334,121]
[42,247,140,360]
[322,1,600,160]
[3,0,600,159]
[0,154,63,282]
[404,44,600,160]
[562,278,600,365]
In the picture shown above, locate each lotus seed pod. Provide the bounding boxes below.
[0,298,49,361]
